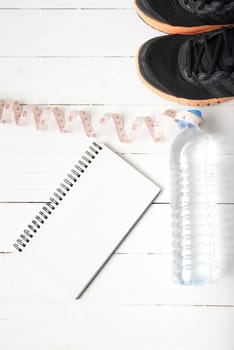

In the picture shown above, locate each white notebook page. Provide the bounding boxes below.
[14,142,160,299]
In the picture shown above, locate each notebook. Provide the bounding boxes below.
[13,141,160,299]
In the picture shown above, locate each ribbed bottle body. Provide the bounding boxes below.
[170,127,219,285]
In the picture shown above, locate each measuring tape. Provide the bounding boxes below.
[0,100,203,143]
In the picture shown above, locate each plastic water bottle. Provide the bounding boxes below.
[170,110,219,285]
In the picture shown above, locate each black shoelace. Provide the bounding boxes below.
[187,29,234,80]
[184,0,231,10]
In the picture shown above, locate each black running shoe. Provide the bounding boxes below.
[137,28,234,106]
[134,0,234,34]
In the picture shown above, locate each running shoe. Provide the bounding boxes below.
[137,28,234,105]
[134,0,234,34]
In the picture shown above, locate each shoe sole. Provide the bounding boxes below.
[134,0,234,34]
[136,51,233,106]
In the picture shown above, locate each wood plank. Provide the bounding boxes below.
[2,250,234,306]
[78,0,133,8]
[0,58,158,104]
[0,3,232,348]
[0,57,233,111]
[1,203,234,305]
[0,10,154,56]
[0,130,233,202]
[0,303,233,350]
[1,203,234,255]
[84,253,234,306]
[0,0,133,9]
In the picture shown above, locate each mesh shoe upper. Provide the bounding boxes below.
[138,29,234,100]
[136,0,234,26]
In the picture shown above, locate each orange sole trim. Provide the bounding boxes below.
[136,52,233,106]
[134,0,234,34]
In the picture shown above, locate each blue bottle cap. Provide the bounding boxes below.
[178,109,202,128]
[187,109,202,119]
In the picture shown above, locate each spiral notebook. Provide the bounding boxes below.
[13,141,160,299]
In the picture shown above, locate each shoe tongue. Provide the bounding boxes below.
[219,31,234,71]
[200,34,219,72]
[200,31,234,73]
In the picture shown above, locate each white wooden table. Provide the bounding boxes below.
[0,1,234,349]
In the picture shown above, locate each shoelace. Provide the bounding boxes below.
[183,0,231,10]
[187,29,234,79]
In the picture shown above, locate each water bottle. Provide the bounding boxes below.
[170,110,219,285]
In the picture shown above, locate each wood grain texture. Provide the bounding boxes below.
[0,10,153,56]
[0,151,234,202]
[1,203,234,306]
[1,203,234,254]
[0,2,233,349]
[0,0,133,9]
[0,303,233,350]
[0,56,233,110]
[0,110,234,201]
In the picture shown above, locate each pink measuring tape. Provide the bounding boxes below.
[0,100,203,142]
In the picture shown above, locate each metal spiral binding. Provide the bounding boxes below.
[13,141,103,252]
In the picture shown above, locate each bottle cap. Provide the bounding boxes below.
[188,109,202,119]
[178,109,202,128]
